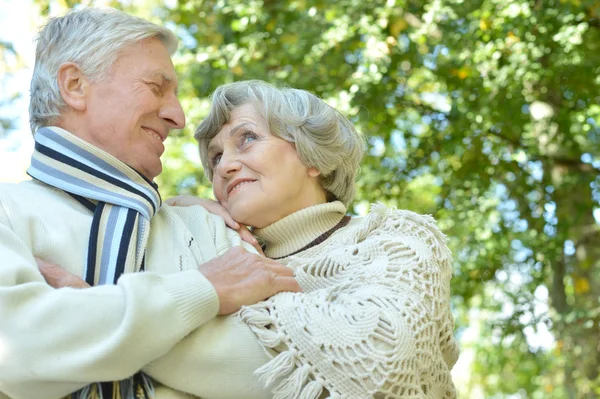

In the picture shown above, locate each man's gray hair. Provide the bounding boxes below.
[29,7,178,133]
[195,80,366,206]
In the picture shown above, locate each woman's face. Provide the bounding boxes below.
[207,103,327,228]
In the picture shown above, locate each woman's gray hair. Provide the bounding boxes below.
[29,7,178,133]
[195,80,366,206]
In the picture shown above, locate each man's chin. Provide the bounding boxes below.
[137,163,161,182]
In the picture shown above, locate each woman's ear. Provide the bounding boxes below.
[57,63,88,112]
[308,167,321,177]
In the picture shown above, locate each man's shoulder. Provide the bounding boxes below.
[154,203,226,234]
[0,179,66,203]
[0,179,78,224]
[157,202,214,221]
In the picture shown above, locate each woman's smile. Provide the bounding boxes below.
[227,179,257,197]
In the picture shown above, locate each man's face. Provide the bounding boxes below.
[80,37,185,180]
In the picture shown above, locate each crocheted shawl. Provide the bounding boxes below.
[240,202,459,399]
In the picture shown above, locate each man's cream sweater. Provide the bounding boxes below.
[0,179,270,399]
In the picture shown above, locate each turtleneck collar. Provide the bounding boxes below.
[253,201,347,259]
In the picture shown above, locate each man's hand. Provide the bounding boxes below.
[36,257,91,288]
[38,246,302,315]
[200,246,302,315]
[166,195,263,255]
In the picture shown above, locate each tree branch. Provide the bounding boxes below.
[486,130,600,175]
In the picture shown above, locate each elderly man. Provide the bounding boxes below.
[0,7,300,399]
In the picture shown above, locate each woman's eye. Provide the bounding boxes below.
[211,153,222,167]
[241,132,258,145]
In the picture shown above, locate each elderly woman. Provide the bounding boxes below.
[43,80,459,398]
[167,80,458,398]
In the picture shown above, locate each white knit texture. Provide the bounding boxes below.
[240,203,459,399]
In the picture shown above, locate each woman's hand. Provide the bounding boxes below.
[165,195,263,256]
[36,257,91,289]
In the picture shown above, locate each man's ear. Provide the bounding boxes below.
[57,63,88,112]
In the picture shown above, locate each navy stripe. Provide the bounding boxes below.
[68,193,96,212]
[100,381,113,398]
[135,372,152,396]
[113,209,137,283]
[37,127,131,181]
[30,157,153,219]
[35,141,157,214]
[86,202,104,285]
[38,127,161,208]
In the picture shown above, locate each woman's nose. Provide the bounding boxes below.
[216,151,242,177]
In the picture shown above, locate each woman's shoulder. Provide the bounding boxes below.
[352,203,447,240]
[343,203,452,263]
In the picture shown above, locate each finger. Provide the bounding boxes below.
[164,197,178,206]
[236,227,260,251]
[222,214,240,229]
[35,256,51,268]
[273,276,303,293]
[271,265,295,277]
[254,243,265,257]
[36,257,56,276]
[63,275,91,289]
[37,262,61,286]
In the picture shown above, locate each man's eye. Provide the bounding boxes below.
[149,83,162,94]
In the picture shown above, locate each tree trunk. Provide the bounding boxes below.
[551,165,599,398]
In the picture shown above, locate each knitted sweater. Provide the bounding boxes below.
[154,201,459,398]
[0,179,270,399]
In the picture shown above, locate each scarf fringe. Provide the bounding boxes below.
[68,372,154,399]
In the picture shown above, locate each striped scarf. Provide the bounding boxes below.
[27,126,161,399]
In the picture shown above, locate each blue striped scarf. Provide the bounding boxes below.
[28,126,160,399]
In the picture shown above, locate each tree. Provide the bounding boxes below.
[0,40,19,137]
[162,0,599,397]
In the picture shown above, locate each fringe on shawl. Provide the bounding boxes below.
[239,305,333,399]
[65,372,154,399]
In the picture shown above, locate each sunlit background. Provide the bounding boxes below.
[1,1,599,398]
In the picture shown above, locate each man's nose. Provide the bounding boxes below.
[160,93,186,130]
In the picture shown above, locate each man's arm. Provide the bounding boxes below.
[0,216,219,399]
[0,212,299,399]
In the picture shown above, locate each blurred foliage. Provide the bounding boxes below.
[22,0,600,397]
[0,40,19,137]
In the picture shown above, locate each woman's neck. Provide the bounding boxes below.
[253,201,347,259]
